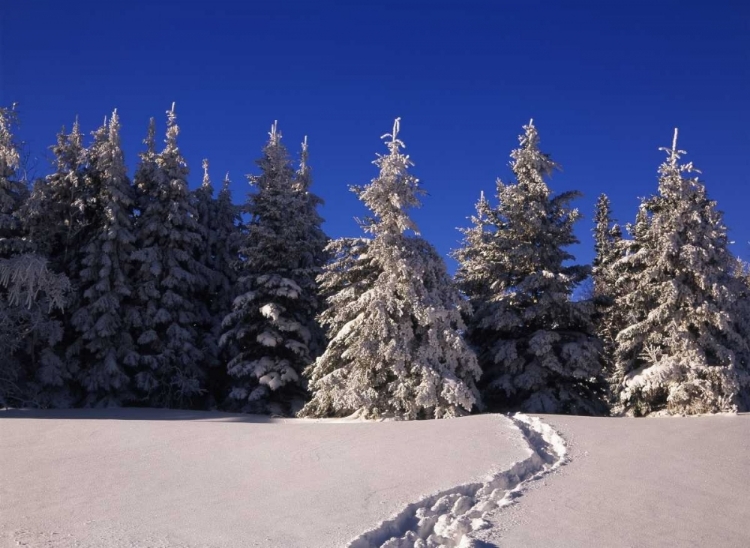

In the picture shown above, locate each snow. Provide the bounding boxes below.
[0,409,528,548]
[2,409,749,547]
[474,413,750,547]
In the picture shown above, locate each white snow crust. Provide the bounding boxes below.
[0,409,528,548]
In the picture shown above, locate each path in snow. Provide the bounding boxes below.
[354,413,568,547]
[473,413,750,547]
[0,409,530,548]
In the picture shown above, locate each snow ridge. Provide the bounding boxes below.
[349,414,567,548]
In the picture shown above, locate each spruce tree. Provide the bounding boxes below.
[591,193,623,396]
[130,105,207,407]
[221,122,325,414]
[0,105,29,259]
[613,130,749,415]
[69,111,138,406]
[300,119,480,420]
[26,120,92,276]
[193,162,241,404]
[453,120,603,414]
[21,118,95,405]
[0,106,70,407]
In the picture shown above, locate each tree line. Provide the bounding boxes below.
[1,105,748,417]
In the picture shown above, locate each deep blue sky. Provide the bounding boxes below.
[2,0,749,271]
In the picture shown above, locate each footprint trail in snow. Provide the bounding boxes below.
[349,414,568,548]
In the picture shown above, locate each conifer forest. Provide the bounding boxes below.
[2,105,749,418]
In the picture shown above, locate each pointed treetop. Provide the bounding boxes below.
[221,173,232,195]
[202,158,211,189]
[269,120,281,146]
[299,135,309,173]
[70,116,82,147]
[108,109,121,148]
[380,117,406,157]
[144,117,157,154]
[670,127,679,168]
[520,118,540,150]
[165,103,179,148]
[658,127,692,175]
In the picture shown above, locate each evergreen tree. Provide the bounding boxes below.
[612,130,749,415]
[69,111,138,406]
[0,106,70,408]
[453,120,603,414]
[130,105,207,407]
[221,122,325,414]
[193,162,241,404]
[0,105,29,259]
[453,191,494,304]
[21,118,96,405]
[291,136,328,354]
[591,193,623,397]
[301,119,480,420]
[26,120,92,275]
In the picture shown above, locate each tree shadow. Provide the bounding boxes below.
[0,407,288,423]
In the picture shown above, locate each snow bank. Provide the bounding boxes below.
[0,409,529,548]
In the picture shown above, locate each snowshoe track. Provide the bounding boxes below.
[349,413,567,548]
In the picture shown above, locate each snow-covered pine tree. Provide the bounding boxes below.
[221,122,325,414]
[291,136,328,355]
[192,161,241,404]
[300,119,481,420]
[69,111,138,406]
[133,118,159,217]
[0,105,29,259]
[612,130,749,415]
[25,120,91,274]
[0,106,71,408]
[20,117,97,405]
[191,159,221,370]
[453,191,495,304]
[591,193,623,396]
[454,120,603,414]
[130,105,207,407]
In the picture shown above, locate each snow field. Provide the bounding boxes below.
[356,413,567,547]
[0,409,531,548]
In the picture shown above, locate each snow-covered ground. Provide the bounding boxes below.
[476,413,750,548]
[0,409,530,548]
[2,410,748,548]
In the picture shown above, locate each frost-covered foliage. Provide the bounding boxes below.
[130,106,208,407]
[192,162,241,402]
[0,254,70,408]
[592,194,624,396]
[0,106,29,259]
[25,120,91,274]
[1,107,73,408]
[69,112,138,407]
[612,131,749,416]
[221,123,326,414]
[454,120,603,415]
[292,136,329,354]
[301,119,480,420]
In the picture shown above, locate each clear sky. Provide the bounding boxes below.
[2,0,749,271]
